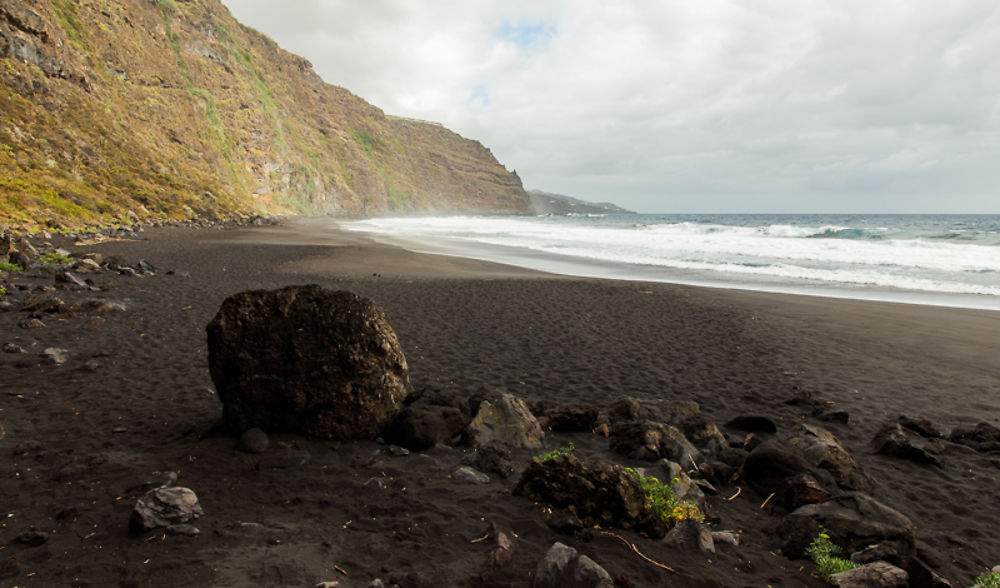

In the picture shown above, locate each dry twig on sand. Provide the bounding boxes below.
[601,531,675,572]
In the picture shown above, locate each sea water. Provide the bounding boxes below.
[341,214,1000,310]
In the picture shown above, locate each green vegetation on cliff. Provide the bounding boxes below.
[0,0,530,229]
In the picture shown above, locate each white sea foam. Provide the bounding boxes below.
[342,214,1000,305]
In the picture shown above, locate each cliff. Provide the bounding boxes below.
[0,0,532,230]
[527,189,634,216]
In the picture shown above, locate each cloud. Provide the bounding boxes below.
[222,0,1000,213]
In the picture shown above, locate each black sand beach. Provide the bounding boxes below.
[1,217,998,586]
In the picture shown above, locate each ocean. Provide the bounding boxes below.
[341,214,1000,311]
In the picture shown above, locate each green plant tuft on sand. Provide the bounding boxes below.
[975,569,1000,588]
[40,252,73,265]
[626,468,703,527]
[533,442,575,462]
[807,525,860,580]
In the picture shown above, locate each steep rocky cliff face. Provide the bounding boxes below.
[0,0,531,229]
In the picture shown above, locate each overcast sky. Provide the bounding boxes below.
[221,1,1000,213]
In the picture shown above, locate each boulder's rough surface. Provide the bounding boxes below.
[513,455,661,535]
[663,519,715,553]
[779,493,916,559]
[787,424,873,492]
[384,405,467,450]
[533,542,614,588]
[949,422,1000,453]
[130,487,204,532]
[609,420,702,464]
[466,393,544,448]
[206,286,410,440]
[829,561,909,588]
[871,423,944,467]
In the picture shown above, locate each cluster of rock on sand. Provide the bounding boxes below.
[195,284,999,588]
[6,239,999,587]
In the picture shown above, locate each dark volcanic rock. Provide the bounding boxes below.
[949,422,1000,452]
[513,455,662,535]
[545,403,599,432]
[663,519,715,553]
[778,492,916,559]
[465,393,544,448]
[726,415,778,434]
[533,542,614,588]
[872,423,944,467]
[237,428,269,454]
[829,561,908,587]
[464,443,514,478]
[130,487,204,532]
[384,405,467,450]
[206,285,410,440]
[787,424,872,492]
[609,420,702,464]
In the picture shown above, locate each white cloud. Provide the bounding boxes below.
[222,0,1000,213]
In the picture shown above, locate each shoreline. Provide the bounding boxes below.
[1,217,998,586]
[336,215,1000,312]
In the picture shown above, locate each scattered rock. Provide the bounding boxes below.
[779,492,916,559]
[387,445,409,456]
[237,428,270,454]
[3,343,25,353]
[465,393,544,448]
[8,250,31,270]
[130,487,204,532]
[16,529,48,547]
[489,530,517,571]
[949,422,1000,453]
[896,416,943,439]
[609,420,702,464]
[72,258,102,273]
[206,285,410,440]
[711,531,740,546]
[464,443,514,478]
[55,271,89,289]
[534,542,614,588]
[779,473,832,509]
[787,424,873,492]
[829,561,908,587]
[513,455,662,536]
[545,403,599,432]
[42,347,69,365]
[384,404,467,450]
[452,466,490,484]
[164,524,200,537]
[21,295,65,314]
[742,439,835,500]
[871,423,944,467]
[663,519,715,553]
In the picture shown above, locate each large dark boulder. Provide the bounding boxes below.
[206,285,410,440]
[513,455,663,536]
[778,493,916,559]
[384,405,467,450]
[610,420,703,464]
[949,422,1000,452]
[871,423,944,467]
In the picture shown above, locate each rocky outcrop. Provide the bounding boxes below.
[0,0,531,230]
[206,285,410,440]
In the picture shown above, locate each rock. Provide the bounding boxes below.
[726,415,778,434]
[900,557,953,588]
[15,238,38,259]
[609,420,702,464]
[206,286,410,440]
[534,542,614,588]
[16,529,48,547]
[384,404,467,450]
[42,347,69,365]
[71,258,102,273]
[387,445,409,456]
[871,423,944,467]
[164,524,200,537]
[655,460,707,512]
[829,561,908,587]
[546,509,584,534]
[949,422,1000,452]
[545,403,599,432]
[8,250,30,270]
[237,428,269,454]
[466,393,544,448]
[778,492,916,559]
[452,466,490,484]
[896,416,943,439]
[19,318,45,329]
[513,455,661,535]
[780,473,832,509]
[606,396,701,427]
[712,531,740,546]
[464,443,514,478]
[851,542,909,566]
[55,271,89,289]
[313,583,340,588]
[787,424,872,492]
[489,530,517,571]
[130,487,204,532]
[21,295,65,313]
[119,267,139,277]
[663,518,715,553]
[742,439,836,500]
[3,343,25,353]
